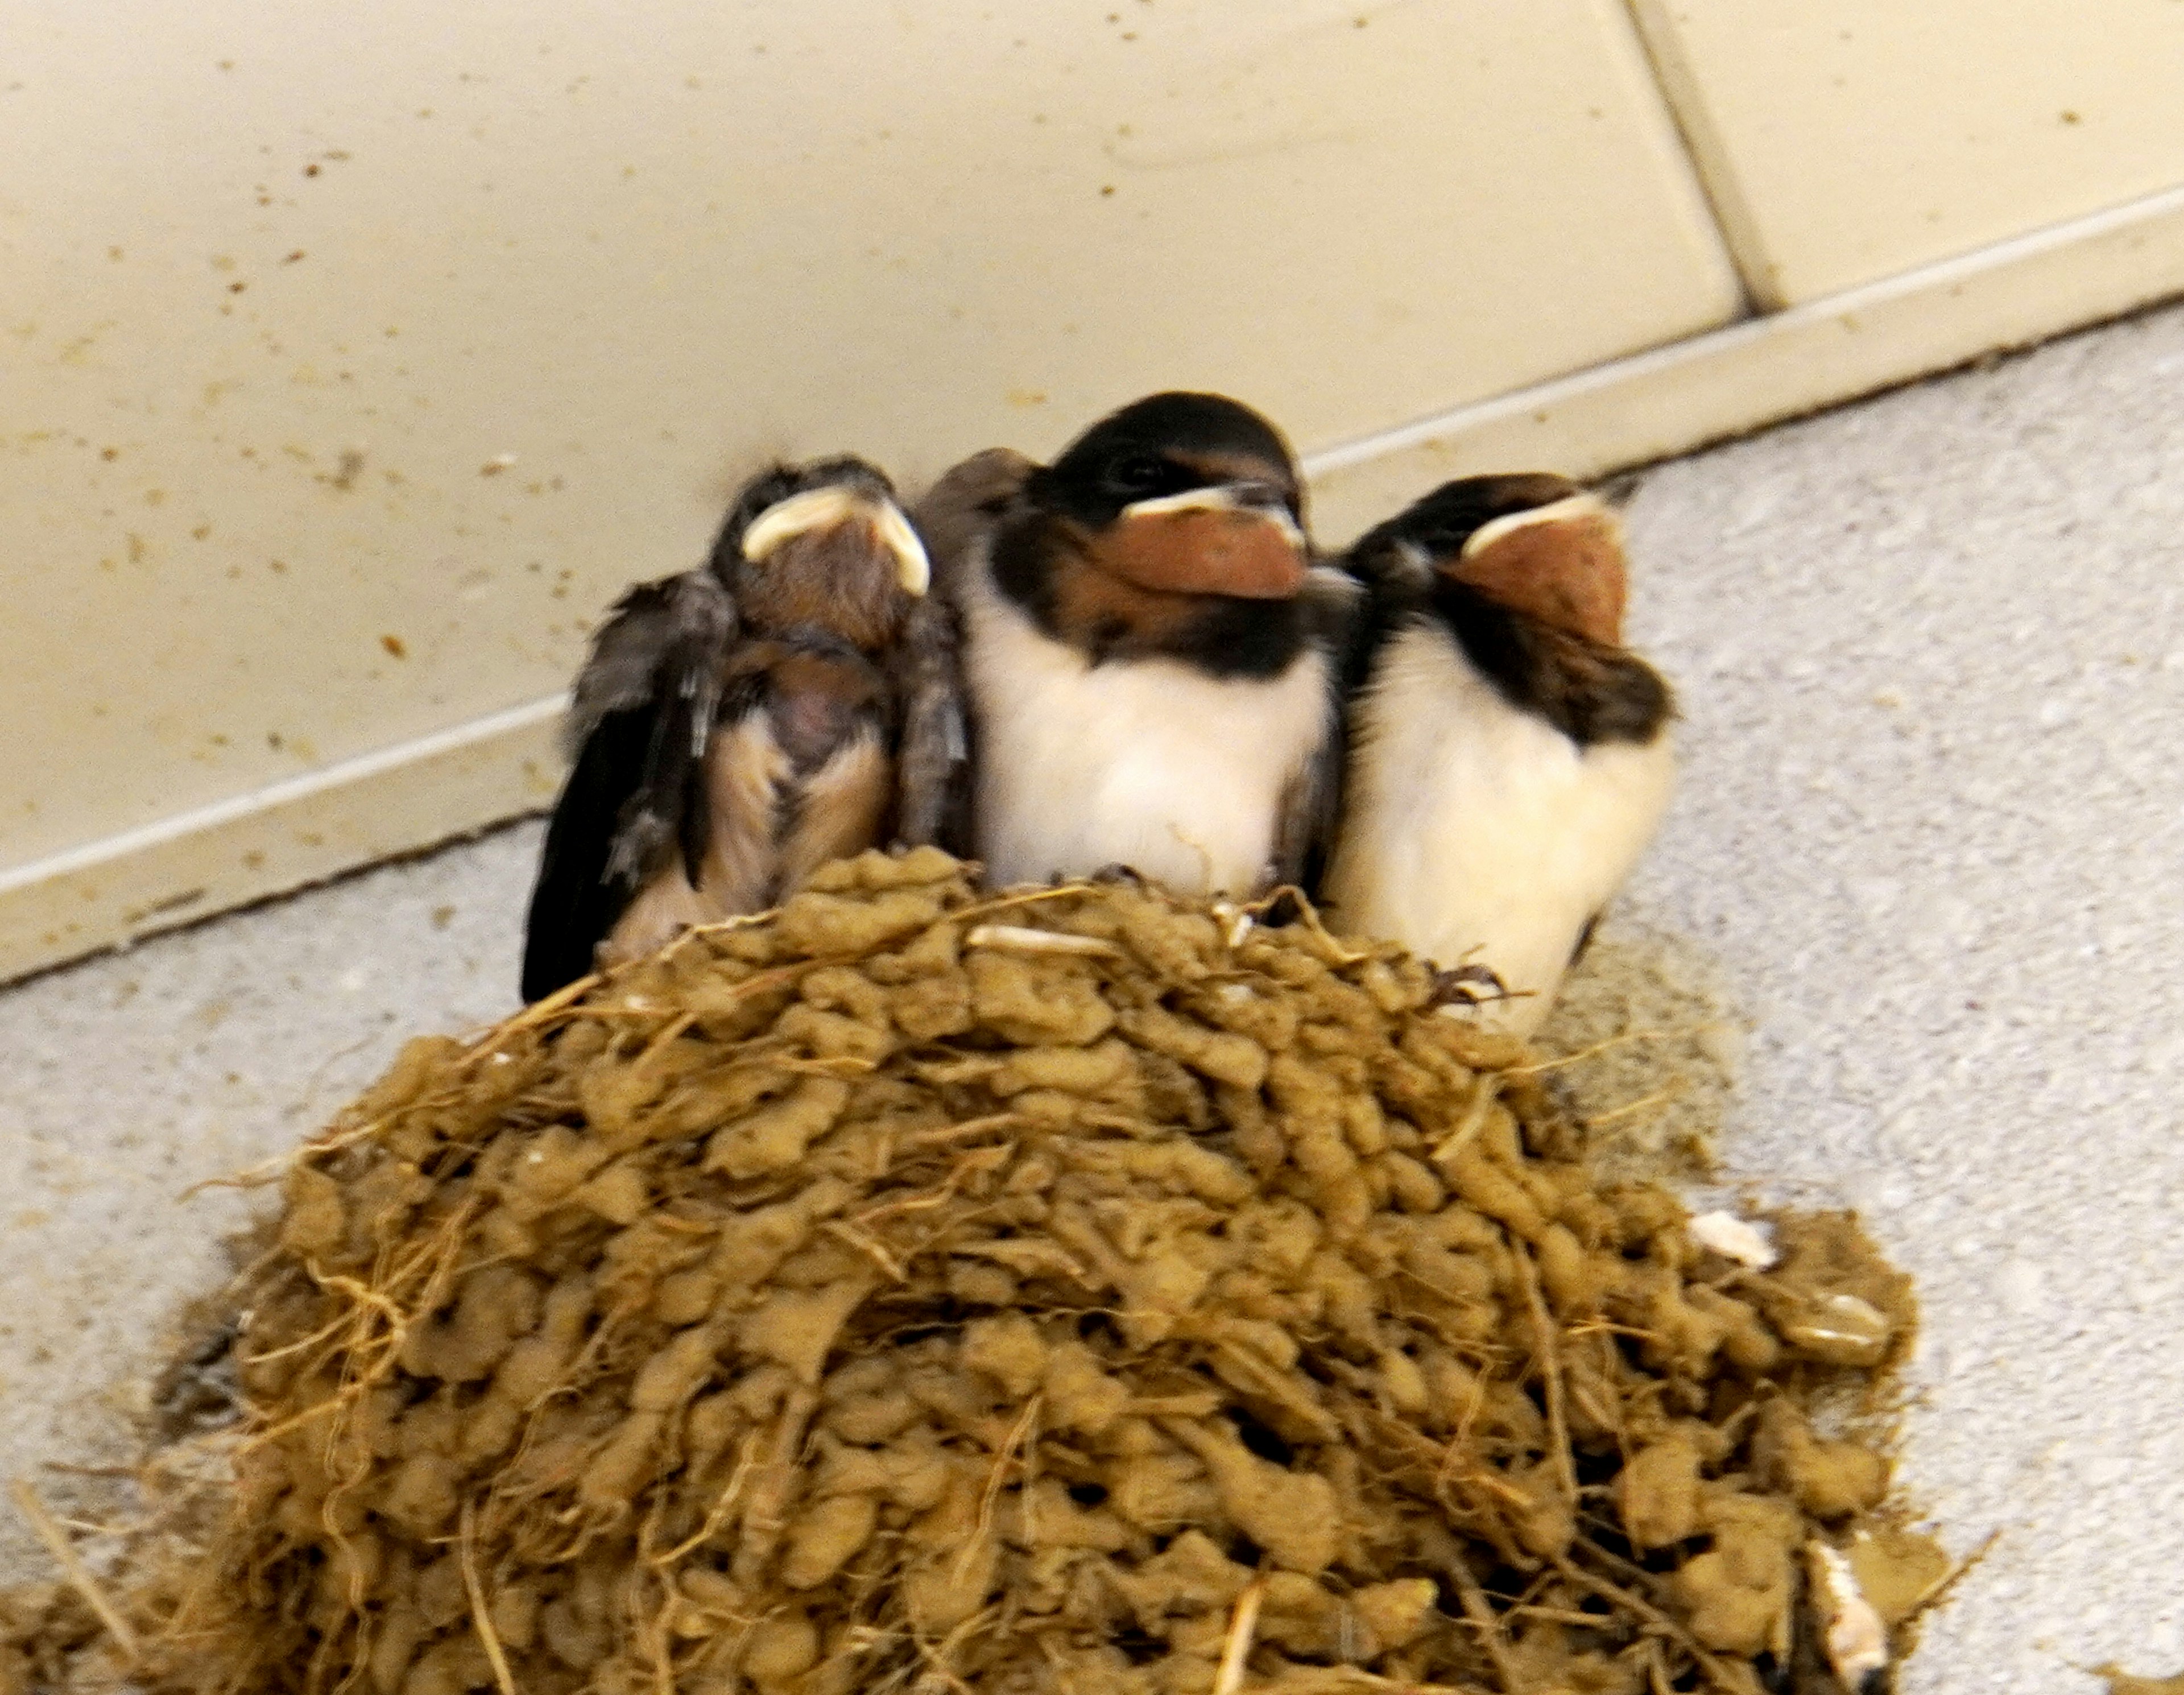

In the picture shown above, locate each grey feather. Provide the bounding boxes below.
[912,448,1035,598]
[899,448,1035,855]
[890,591,968,849]
[565,570,738,757]
[1274,565,1368,892]
[564,569,738,886]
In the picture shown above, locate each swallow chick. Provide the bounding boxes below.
[520,458,957,1001]
[916,391,1355,899]
[1321,474,1674,1038]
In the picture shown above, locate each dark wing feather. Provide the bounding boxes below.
[913,448,1035,597]
[520,570,736,1002]
[522,707,656,1003]
[888,591,969,851]
[1427,578,1673,749]
[1272,565,1367,895]
[1288,535,1428,902]
[1337,532,1435,694]
[902,448,1036,858]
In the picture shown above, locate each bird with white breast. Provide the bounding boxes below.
[1322,473,1676,1037]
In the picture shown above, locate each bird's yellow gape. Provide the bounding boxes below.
[742,485,932,596]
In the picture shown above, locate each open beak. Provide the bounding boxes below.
[741,485,932,596]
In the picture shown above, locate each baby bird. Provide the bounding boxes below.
[1322,474,1674,1037]
[520,458,958,1001]
[915,392,1355,898]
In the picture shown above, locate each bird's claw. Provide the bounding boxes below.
[1428,962,1511,1012]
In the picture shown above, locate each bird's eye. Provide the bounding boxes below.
[1109,454,1170,497]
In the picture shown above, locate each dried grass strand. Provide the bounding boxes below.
[9,1477,140,1664]
[1213,1577,1265,1695]
[1512,1241,1577,1507]
[457,1498,518,1695]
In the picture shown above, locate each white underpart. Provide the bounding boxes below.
[961,558,1334,896]
[1322,621,1673,1039]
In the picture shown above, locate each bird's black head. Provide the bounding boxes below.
[708,456,929,648]
[1021,391,1308,605]
[1040,391,1302,527]
[1352,472,1625,647]
[1350,473,1582,570]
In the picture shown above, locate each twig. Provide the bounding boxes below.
[824,1219,908,1282]
[634,1010,700,1065]
[777,1054,878,1077]
[1432,1365,1492,1504]
[945,885,1102,925]
[903,1605,999,1695]
[1505,1605,1620,1627]
[180,1139,314,1197]
[47,1513,139,1537]
[650,1436,759,1568]
[911,1630,983,1695]
[1903,1526,2002,1619]
[963,924,1120,957]
[1443,1557,1516,1693]
[286,1030,385,1130]
[1284,891,1374,964]
[9,1478,140,1664]
[484,970,598,1037]
[896,1113,1028,1149]
[1430,1075,1500,1165]
[731,1386,820,1584]
[1582,1082,1683,1130]
[1553,1551,1739,1694]
[459,1497,519,1695]
[959,1396,1041,1584]
[1512,1239,1577,1506]
[181,1027,411,1197]
[1246,1676,1482,1695]
[1214,1577,1266,1695]
[1503,1028,1670,1076]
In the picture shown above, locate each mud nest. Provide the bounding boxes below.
[5,850,1946,1695]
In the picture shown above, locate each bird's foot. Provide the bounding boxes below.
[1428,963,1512,1014]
